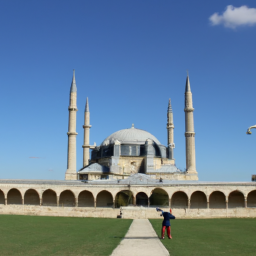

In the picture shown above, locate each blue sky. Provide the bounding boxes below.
[0,0,256,181]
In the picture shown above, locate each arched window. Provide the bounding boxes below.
[42,189,57,206]
[7,189,22,205]
[0,190,4,204]
[228,191,244,208]
[59,190,75,207]
[24,189,40,205]
[247,190,256,208]
[190,191,207,209]
[149,188,169,207]
[209,191,226,209]
[136,192,148,206]
[171,191,188,208]
[115,190,133,208]
[96,190,113,207]
[78,191,94,207]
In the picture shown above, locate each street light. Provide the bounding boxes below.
[246,125,256,134]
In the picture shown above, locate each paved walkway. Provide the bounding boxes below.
[110,219,169,256]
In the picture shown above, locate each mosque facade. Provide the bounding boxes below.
[66,71,198,182]
[0,70,256,219]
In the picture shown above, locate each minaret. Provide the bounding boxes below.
[65,70,78,180]
[184,75,197,173]
[82,97,91,167]
[167,99,175,159]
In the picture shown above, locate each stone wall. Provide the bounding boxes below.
[0,205,120,218]
[1,205,256,219]
[121,207,256,219]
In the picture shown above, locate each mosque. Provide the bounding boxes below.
[0,70,256,219]
[66,70,197,182]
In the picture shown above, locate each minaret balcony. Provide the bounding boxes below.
[83,125,92,128]
[166,124,174,129]
[185,132,195,137]
[67,132,78,136]
[184,107,194,112]
[82,144,96,149]
[68,107,78,111]
[168,143,175,148]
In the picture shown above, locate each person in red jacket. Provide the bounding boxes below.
[156,207,175,239]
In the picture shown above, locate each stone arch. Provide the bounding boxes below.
[190,191,207,209]
[0,189,5,204]
[228,190,244,208]
[115,190,133,208]
[209,191,226,209]
[171,191,188,209]
[42,189,57,206]
[7,188,22,205]
[59,190,75,207]
[78,190,94,207]
[136,192,148,206]
[24,189,40,205]
[247,190,256,208]
[96,190,113,207]
[149,188,169,207]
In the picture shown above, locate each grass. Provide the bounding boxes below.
[2,215,256,256]
[0,215,132,256]
[150,218,256,256]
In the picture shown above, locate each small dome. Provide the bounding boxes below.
[101,126,161,146]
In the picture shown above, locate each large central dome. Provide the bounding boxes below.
[101,125,161,146]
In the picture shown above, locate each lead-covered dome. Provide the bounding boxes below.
[101,125,161,146]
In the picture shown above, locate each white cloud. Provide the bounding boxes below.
[209,5,256,29]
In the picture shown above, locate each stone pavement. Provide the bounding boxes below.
[110,219,169,256]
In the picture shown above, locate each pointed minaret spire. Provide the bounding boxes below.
[70,69,77,92]
[168,98,173,113]
[83,97,92,167]
[85,97,89,112]
[185,75,191,92]
[167,98,175,160]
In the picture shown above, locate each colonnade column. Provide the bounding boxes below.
[94,200,96,208]
[244,197,247,208]
[57,196,59,207]
[40,198,42,206]
[5,198,7,205]
[169,199,171,208]
[188,199,190,209]
[75,197,78,207]
[133,196,136,206]
[22,198,24,205]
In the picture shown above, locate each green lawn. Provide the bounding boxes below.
[150,218,256,256]
[0,215,132,256]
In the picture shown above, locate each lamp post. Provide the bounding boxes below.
[247,125,256,182]
[246,125,256,134]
